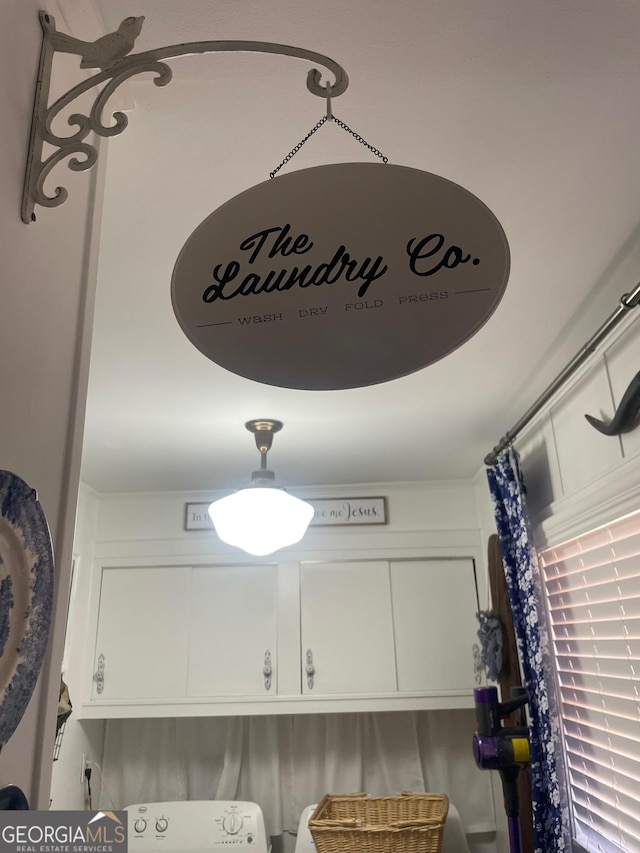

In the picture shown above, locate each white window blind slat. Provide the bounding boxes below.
[548,590,640,621]
[564,729,639,768]
[573,801,640,853]
[554,636,640,659]
[544,545,624,575]
[539,509,640,853]
[566,752,640,802]
[570,769,640,808]
[546,554,640,589]
[547,572,640,608]
[571,780,640,834]
[553,616,640,641]
[558,670,639,699]
[562,704,640,742]
[556,657,638,680]
[545,512,640,558]
[560,688,639,720]
[575,824,640,853]
[564,725,636,751]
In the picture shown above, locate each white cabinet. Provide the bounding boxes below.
[187,564,277,697]
[300,561,397,695]
[92,566,191,700]
[391,559,478,693]
[299,559,478,697]
[84,555,479,716]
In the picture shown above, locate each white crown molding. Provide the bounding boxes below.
[84,477,477,502]
[533,453,640,548]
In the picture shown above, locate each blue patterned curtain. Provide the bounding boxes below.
[487,449,567,853]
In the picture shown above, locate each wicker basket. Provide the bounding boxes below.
[308,792,449,853]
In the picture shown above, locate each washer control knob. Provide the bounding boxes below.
[223,813,244,835]
[134,819,147,833]
[155,818,168,833]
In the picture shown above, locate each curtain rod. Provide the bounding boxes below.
[484,281,640,467]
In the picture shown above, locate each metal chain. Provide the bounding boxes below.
[269,115,329,178]
[270,114,388,178]
[330,116,389,164]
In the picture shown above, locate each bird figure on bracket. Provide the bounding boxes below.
[49,16,145,71]
[584,370,640,435]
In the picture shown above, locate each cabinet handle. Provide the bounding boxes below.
[263,650,273,691]
[306,649,315,690]
[94,653,105,694]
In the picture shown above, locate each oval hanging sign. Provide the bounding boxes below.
[171,162,510,390]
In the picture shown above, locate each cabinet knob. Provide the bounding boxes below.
[263,650,273,691]
[305,649,315,690]
[93,653,105,694]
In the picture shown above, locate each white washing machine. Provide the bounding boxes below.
[294,802,471,853]
[125,800,269,853]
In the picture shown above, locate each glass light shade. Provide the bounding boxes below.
[208,485,314,556]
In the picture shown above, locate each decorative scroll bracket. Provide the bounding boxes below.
[22,11,349,223]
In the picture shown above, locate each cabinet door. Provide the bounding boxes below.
[187,564,277,697]
[391,559,478,692]
[300,561,397,695]
[92,566,191,700]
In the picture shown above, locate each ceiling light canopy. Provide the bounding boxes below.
[208,420,314,557]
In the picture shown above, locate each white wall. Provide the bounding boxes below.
[0,2,104,807]
[476,217,640,539]
[51,478,507,853]
[4,0,638,828]
[472,287,640,853]
[514,309,640,540]
[472,261,640,612]
[49,486,106,810]
[92,479,482,540]
[64,478,486,716]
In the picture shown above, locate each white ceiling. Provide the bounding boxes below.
[73,0,640,494]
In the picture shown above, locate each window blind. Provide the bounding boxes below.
[538,510,640,853]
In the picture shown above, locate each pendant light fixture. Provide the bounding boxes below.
[208,420,314,556]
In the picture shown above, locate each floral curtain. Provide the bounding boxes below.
[487,449,567,852]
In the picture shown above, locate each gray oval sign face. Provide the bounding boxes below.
[171,163,510,390]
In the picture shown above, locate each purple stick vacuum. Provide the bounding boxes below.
[472,686,530,853]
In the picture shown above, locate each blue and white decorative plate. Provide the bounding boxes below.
[0,470,54,747]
